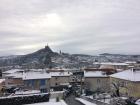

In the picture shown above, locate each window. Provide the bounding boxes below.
[97,79,100,84]
[31,80,35,87]
[40,80,46,86]
[40,89,47,93]
[26,80,33,87]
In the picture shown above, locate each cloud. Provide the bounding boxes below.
[0,0,140,56]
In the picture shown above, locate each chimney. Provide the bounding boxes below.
[133,69,137,72]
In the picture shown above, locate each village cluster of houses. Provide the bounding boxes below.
[0,69,72,94]
[84,62,140,98]
[0,61,140,100]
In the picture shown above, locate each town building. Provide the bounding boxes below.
[23,72,51,92]
[110,69,140,98]
[4,70,24,88]
[3,69,51,92]
[3,69,72,92]
[2,69,24,78]
[84,70,110,93]
[49,71,72,90]
[93,62,129,72]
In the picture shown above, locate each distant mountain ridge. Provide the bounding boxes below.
[100,53,140,56]
[0,46,140,68]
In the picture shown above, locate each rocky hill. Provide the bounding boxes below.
[0,46,140,69]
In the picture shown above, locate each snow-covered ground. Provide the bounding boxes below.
[135,99,140,105]
[15,90,40,95]
[76,98,97,105]
[25,99,67,105]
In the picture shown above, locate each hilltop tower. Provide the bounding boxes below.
[45,44,53,53]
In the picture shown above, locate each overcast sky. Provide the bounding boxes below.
[0,0,140,56]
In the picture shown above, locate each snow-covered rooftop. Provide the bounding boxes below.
[125,61,137,64]
[50,72,71,77]
[84,71,108,78]
[94,62,129,66]
[110,69,140,82]
[3,69,24,74]
[99,65,115,69]
[30,69,45,72]
[5,71,51,80]
[4,69,71,80]
[5,72,23,78]
[23,72,51,80]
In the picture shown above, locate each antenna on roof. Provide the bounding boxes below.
[131,68,135,81]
